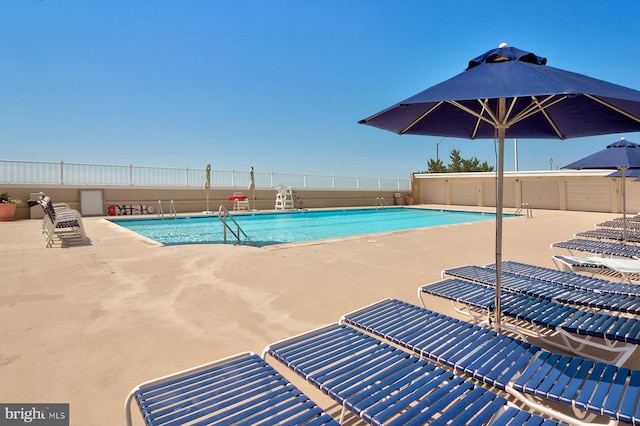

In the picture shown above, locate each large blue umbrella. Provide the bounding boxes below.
[359,43,640,331]
[564,138,640,240]
[607,168,640,178]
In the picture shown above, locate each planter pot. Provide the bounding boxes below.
[0,203,17,221]
[405,197,414,206]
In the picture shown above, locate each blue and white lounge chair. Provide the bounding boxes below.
[38,195,87,247]
[576,228,640,243]
[419,278,639,366]
[442,264,640,314]
[551,238,640,258]
[610,214,640,223]
[598,219,640,230]
[552,255,640,284]
[342,298,640,425]
[264,323,565,426]
[486,260,635,294]
[125,352,339,426]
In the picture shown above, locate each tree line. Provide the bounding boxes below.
[424,148,494,173]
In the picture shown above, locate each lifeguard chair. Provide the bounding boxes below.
[274,185,294,210]
[231,192,249,211]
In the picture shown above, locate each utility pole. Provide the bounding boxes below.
[436,136,445,162]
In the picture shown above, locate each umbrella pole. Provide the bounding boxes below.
[622,168,628,242]
[494,98,507,333]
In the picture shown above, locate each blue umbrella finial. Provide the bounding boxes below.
[467,45,547,70]
[607,137,640,149]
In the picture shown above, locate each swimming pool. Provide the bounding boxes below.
[110,208,498,247]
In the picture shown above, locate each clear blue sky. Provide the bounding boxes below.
[3,1,640,178]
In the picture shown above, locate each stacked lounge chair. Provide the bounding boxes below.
[37,195,87,247]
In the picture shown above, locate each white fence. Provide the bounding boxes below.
[0,160,411,191]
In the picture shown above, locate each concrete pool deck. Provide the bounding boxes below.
[1,205,638,424]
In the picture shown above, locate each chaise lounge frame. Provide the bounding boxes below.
[263,322,565,426]
[551,238,640,259]
[442,263,640,314]
[419,278,638,366]
[124,351,339,426]
[341,298,640,425]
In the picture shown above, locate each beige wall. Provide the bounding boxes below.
[565,178,613,213]
[10,170,639,219]
[418,180,447,204]
[414,170,638,214]
[4,185,411,220]
[521,180,560,210]
[450,181,478,206]
[625,178,640,213]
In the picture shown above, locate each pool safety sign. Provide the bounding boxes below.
[0,404,68,425]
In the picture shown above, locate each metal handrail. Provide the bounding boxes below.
[158,200,177,219]
[375,197,388,209]
[218,205,250,244]
[515,202,533,218]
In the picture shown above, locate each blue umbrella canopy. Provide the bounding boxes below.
[359,44,640,332]
[608,169,640,178]
[564,138,640,170]
[359,45,640,139]
[564,138,640,240]
[608,168,640,185]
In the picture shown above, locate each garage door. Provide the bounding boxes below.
[566,180,611,212]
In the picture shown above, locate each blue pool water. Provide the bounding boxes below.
[110,208,497,247]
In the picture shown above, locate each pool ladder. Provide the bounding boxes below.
[515,202,533,218]
[158,200,177,219]
[375,197,388,209]
[218,205,251,244]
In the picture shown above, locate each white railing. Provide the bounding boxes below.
[0,160,411,191]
